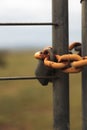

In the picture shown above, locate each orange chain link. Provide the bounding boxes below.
[34,42,87,73]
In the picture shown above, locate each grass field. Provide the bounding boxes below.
[0,50,82,130]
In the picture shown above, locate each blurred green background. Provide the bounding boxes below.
[0,50,82,130]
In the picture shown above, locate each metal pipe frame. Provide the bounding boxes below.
[0,22,58,26]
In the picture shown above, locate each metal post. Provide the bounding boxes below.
[52,0,69,130]
[82,0,87,129]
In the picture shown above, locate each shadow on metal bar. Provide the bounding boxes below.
[80,0,84,3]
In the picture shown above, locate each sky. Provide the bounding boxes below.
[0,0,81,49]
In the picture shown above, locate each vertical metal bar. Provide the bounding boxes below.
[52,0,69,130]
[82,0,87,129]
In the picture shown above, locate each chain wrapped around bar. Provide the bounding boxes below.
[34,42,87,73]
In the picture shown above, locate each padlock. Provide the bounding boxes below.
[35,48,55,86]
[74,44,81,56]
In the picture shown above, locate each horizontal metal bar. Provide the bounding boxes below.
[0,22,58,26]
[0,76,58,81]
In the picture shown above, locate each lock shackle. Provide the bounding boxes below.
[43,48,56,62]
[34,47,56,62]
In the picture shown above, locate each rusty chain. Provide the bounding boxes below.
[34,42,87,73]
